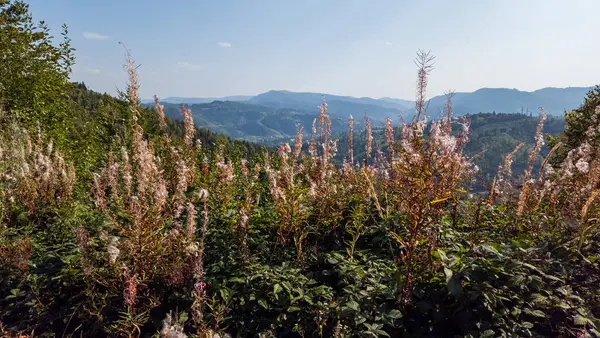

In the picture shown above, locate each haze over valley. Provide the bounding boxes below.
[144,86,589,141]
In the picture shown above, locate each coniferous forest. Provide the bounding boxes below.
[2,1,600,337]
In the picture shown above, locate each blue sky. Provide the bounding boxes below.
[28,0,600,100]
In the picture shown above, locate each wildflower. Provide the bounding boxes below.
[517,111,546,216]
[107,153,119,196]
[293,125,303,161]
[160,313,187,338]
[154,95,167,130]
[192,280,207,324]
[74,226,90,253]
[180,105,195,151]
[216,160,234,182]
[124,48,140,110]
[415,49,435,119]
[123,272,137,307]
[318,101,332,161]
[107,237,120,264]
[175,158,190,201]
[364,115,372,166]
[241,158,249,177]
[92,173,107,211]
[198,188,209,202]
[121,147,132,196]
[154,177,168,210]
[185,202,197,241]
[576,158,590,174]
[309,118,318,159]
[348,115,354,164]
[385,117,395,158]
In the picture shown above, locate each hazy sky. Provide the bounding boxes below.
[28,0,600,100]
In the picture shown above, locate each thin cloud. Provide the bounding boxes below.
[83,32,108,40]
[217,42,232,48]
[385,41,392,46]
[177,61,202,71]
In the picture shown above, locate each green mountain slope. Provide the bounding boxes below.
[157,100,358,142]
[334,112,566,182]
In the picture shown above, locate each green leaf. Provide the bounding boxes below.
[509,274,525,286]
[375,330,391,337]
[525,308,546,318]
[287,306,302,312]
[386,309,403,319]
[219,288,230,300]
[345,300,360,311]
[443,267,453,282]
[522,322,534,329]
[481,330,495,337]
[229,277,244,283]
[530,293,547,304]
[273,283,282,300]
[258,299,268,309]
[573,315,590,326]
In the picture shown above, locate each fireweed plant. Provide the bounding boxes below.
[1,45,600,336]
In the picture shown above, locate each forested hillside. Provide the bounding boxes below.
[2,1,600,337]
[333,112,566,183]
[156,100,352,142]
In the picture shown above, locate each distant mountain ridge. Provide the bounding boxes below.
[151,86,592,119]
[151,95,254,104]
[410,87,592,117]
[144,86,593,141]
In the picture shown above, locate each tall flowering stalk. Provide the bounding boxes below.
[154,95,167,130]
[121,44,140,115]
[0,125,75,212]
[235,158,260,263]
[490,143,524,204]
[542,105,600,241]
[347,115,354,165]
[414,49,435,120]
[517,110,547,216]
[267,102,341,262]
[181,104,196,152]
[318,100,332,162]
[266,143,308,260]
[443,91,455,134]
[364,115,372,167]
[192,189,209,330]
[385,117,395,160]
[386,56,474,307]
[89,53,208,328]
[293,125,303,162]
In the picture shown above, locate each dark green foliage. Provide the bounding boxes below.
[464,112,565,184]
[335,112,566,183]
[549,86,600,165]
[63,83,265,186]
[0,0,75,145]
